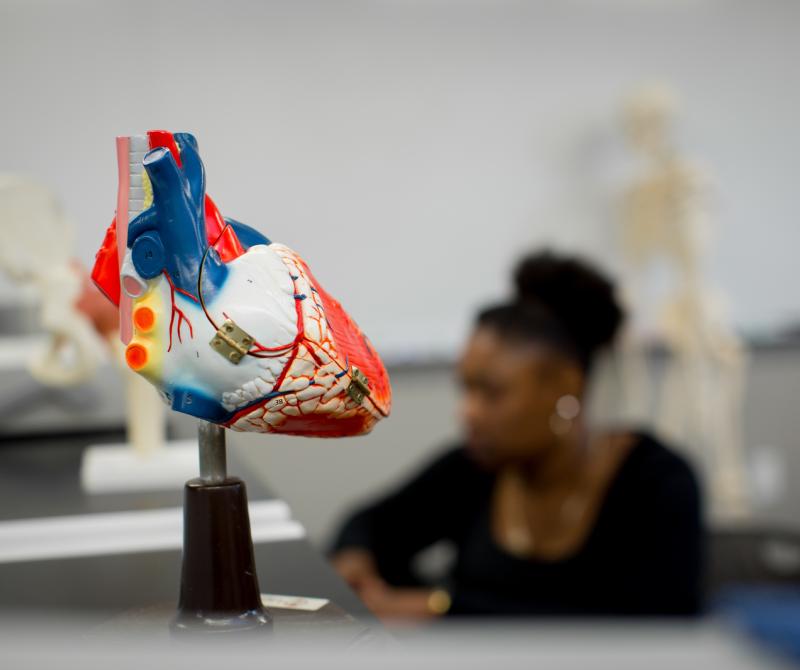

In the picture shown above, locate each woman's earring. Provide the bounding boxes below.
[549,394,581,437]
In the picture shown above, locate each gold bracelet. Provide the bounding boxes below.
[427,588,452,616]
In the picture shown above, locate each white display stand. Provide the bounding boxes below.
[80,439,198,494]
[81,362,197,493]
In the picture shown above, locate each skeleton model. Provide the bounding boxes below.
[617,85,750,519]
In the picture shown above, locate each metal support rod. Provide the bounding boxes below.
[198,421,227,484]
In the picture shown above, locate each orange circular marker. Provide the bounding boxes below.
[133,306,156,331]
[125,343,148,370]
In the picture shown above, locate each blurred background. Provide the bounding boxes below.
[1,0,799,659]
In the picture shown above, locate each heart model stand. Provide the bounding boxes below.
[170,421,272,636]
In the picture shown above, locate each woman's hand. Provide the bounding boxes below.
[358,583,436,622]
[331,548,384,592]
[332,548,436,622]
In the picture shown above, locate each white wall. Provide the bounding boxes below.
[1,0,799,361]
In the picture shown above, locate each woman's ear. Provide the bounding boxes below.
[545,355,585,400]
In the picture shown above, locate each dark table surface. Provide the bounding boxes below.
[0,428,374,627]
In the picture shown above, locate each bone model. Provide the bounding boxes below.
[92,131,391,437]
[0,176,109,386]
[0,175,168,457]
[618,85,750,518]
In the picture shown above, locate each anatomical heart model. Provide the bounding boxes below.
[92,130,391,634]
[92,130,391,436]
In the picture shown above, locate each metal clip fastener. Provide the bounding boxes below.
[209,319,254,364]
[347,367,371,404]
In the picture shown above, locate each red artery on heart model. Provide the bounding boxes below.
[91,130,391,437]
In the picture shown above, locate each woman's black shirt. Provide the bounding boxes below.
[332,432,704,616]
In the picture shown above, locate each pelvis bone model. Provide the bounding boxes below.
[92,131,391,437]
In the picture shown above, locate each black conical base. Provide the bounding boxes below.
[170,477,273,636]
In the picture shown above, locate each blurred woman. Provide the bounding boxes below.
[330,251,704,619]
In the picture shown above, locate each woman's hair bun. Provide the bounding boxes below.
[513,250,624,361]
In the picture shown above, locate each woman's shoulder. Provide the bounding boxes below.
[611,429,702,505]
[625,430,698,474]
